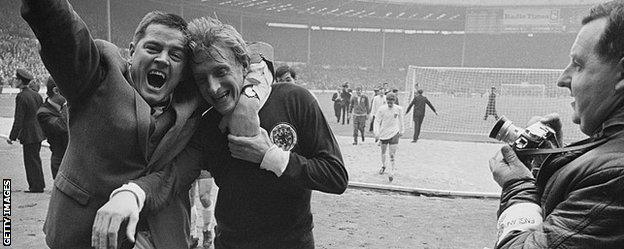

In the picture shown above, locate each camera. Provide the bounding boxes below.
[489,116,559,174]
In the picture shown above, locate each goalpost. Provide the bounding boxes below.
[404,66,586,142]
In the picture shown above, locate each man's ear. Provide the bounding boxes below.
[129,42,136,57]
[617,57,624,93]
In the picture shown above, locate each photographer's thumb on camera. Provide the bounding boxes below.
[489,145,533,188]
[528,113,563,146]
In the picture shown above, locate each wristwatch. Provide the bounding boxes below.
[241,85,259,99]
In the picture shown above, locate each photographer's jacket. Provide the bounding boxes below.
[496,109,624,248]
[22,0,201,248]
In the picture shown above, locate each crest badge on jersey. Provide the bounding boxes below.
[270,122,298,151]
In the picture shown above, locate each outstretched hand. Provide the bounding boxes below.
[91,192,140,249]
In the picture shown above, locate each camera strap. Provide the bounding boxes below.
[519,136,609,196]
[514,137,607,156]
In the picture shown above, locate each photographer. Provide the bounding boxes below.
[489,1,624,248]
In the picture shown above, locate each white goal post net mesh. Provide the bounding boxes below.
[404,66,586,142]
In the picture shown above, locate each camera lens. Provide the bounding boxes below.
[489,116,523,144]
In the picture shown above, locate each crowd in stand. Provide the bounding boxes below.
[0,30,49,89]
[283,64,405,91]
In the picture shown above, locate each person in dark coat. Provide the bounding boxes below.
[490,2,624,247]
[405,89,437,143]
[7,68,45,193]
[22,0,202,248]
[36,77,68,179]
[331,86,343,123]
[340,83,351,125]
[484,86,499,120]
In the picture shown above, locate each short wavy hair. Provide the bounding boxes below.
[275,65,297,80]
[132,11,188,46]
[583,0,624,63]
[187,17,249,69]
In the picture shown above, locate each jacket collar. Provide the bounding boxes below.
[596,103,624,138]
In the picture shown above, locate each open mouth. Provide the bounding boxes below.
[147,70,167,88]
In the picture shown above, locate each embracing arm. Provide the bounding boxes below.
[21,0,103,103]
[131,135,206,213]
[229,89,348,194]
[91,133,206,248]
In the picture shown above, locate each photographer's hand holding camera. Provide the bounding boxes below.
[488,2,624,248]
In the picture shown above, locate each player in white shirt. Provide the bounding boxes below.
[369,87,386,136]
[373,92,404,182]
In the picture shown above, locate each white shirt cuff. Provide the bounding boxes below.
[496,202,543,245]
[260,144,290,177]
[109,182,146,211]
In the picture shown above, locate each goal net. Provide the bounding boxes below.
[404,66,586,142]
[500,83,545,97]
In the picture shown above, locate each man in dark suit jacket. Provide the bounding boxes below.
[22,0,202,248]
[36,77,68,179]
[7,68,45,193]
[340,83,352,125]
[331,87,343,123]
[405,89,437,143]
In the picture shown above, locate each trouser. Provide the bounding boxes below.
[484,108,498,120]
[369,116,375,132]
[353,115,366,143]
[23,142,44,191]
[341,104,350,124]
[50,151,64,179]
[413,116,424,141]
[190,177,214,235]
[333,105,342,123]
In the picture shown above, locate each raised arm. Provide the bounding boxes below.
[21,0,103,103]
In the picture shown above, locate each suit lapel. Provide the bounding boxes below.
[135,91,151,163]
[146,94,199,171]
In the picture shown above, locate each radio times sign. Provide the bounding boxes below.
[466,7,587,34]
[502,8,563,32]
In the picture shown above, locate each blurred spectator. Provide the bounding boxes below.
[7,69,45,193]
[275,65,297,84]
[340,82,351,125]
[369,87,386,133]
[349,86,370,145]
[331,86,343,123]
[36,77,68,179]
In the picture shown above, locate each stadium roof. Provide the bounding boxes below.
[197,0,606,20]
[185,0,607,30]
[371,0,608,6]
